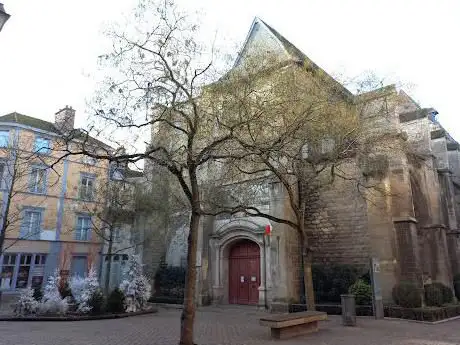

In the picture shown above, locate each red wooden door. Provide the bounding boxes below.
[229,240,260,305]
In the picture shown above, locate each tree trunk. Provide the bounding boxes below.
[179,208,200,345]
[299,230,315,311]
[104,232,114,296]
[0,155,16,307]
[179,165,201,345]
[303,249,315,311]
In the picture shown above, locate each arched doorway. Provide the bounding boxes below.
[228,239,260,305]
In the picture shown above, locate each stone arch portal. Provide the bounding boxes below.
[209,218,272,307]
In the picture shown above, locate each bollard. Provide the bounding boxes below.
[341,294,356,326]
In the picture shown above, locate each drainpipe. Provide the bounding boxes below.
[263,234,268,309]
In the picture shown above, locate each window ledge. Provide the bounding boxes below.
[27,191,47,196]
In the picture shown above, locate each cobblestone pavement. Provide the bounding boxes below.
[0,306,459,345]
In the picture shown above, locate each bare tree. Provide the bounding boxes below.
[138,162,190,276]
[0,137,61,303]
[50,1,251,344]
[76,165,135,294]
[49,1,409,340]
[0,142,62,255]
[202,61,405,310]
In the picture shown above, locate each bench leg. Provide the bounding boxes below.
[270,321,319,340]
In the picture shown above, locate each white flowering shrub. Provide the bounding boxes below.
[119,254,151,312]
[69,275,85,306]
[15,287,38,315]
[70,266,100,314]
[38,270,68,315]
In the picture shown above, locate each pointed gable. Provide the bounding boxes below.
[232,17,353,100]
[233,17,290,68]
[259,19,309,64]
[398,90,421,113]
[234,17,320,69]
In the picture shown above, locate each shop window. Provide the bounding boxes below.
[16,254,32,288]
[31,254,46,288]
[0,254,16,290]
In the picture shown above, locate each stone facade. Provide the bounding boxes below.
[145,17,460,306]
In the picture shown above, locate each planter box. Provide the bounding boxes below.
[384,305,460,322]
[0,308,157,322]
[287,304,373,316]
[149,296,183,305]
[269,302,289,314]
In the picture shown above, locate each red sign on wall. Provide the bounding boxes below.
[264,224,272,236]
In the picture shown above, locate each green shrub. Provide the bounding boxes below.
[348,279,372,305]
[429,282,453,304]
[454,274,460,300]
[424,284,443,307]
[392,282,422,308]
[359,271,371,285]
[424,283,453,306]
[89,289,105,315]
[154,263,186,298]
[106,288,126,313]
[312,264,361,303]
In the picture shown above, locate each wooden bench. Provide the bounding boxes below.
[260,311,327,339]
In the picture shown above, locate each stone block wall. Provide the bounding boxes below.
[306,160,370,268]
[394,219,423,287]
[282,222,302,302]
[268,180,301,303]
[418,224,453,287]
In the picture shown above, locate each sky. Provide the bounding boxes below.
[0,0,459,139]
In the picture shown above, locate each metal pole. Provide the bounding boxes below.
[370,257,384,319]
[263,234,268,309]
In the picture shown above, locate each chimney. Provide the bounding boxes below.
[55,105,76,133]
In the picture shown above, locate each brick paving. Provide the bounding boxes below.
[0,306,458,345]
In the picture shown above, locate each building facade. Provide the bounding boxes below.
[0,107,124,295]
[146,17,460,307]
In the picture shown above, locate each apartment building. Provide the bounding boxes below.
[0,106,116,293]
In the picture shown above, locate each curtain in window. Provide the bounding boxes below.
[76,217,91,240]
[20,211,41,239]
[29,167,46,193]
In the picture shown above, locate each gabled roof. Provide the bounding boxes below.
[398,90,421,110]
[258,19,310,65]
[233,17,353,99]
[0,112,112,150]
[0,112,58,133]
